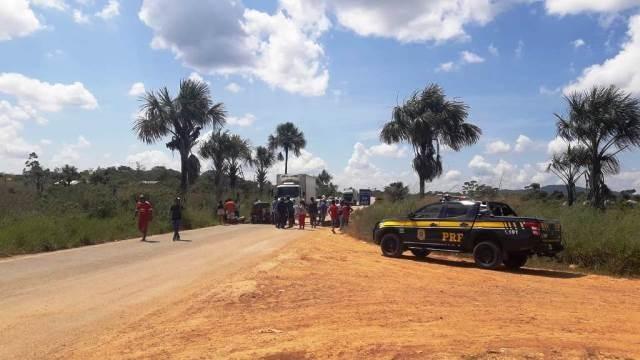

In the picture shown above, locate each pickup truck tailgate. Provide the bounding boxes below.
[542,220,562,241]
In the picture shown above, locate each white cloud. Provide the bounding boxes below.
[515,39,524,58]
[545,0,640,15]
[368,143,407,158]
[51,136,91,166]
[0,72,98,112]
[0,0,42,41]
[461,50,485,64]
[0,101,41,167]
[485,140,511,154]
[270,149,327,177]
[225,82,243,93]
[95,0,119,20]
[469,155,494,176]
[128,82,145,97]
[547,136,580,155]
[73,9,90,24]
[125,150,179,170]
[468,155,551,189]
[444,169,462,181]
[188,72,208,84]
[139,0,329,96]
[488,43,499,56]
[227,113,256,127]
[539,85,561,95]
[31,0,67,10]
[329,0,503,43]
[40,139,52,145]
[572,38,586,48]
[514,134,534,152]
[564,14,640,96]
[436,61,456,72]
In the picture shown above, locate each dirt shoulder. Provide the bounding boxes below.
[58,229,640,359]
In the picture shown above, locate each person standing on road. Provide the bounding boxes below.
[277,198,288,229]
[224,198,236,224]
[170,197,183,241]
[295,200,307,230]
[341,201,352,230]
[271,196,278,226]
[328,200,339,234]
[308,197,318,228]
[318,196,328,227]
[134,194,153,242]
[216,200,225,225]
[286,196,295,228]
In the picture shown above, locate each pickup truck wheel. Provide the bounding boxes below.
[380,233,404,258]
[504,253,528,270]
[410,249,430,258]
[473,241,503,269]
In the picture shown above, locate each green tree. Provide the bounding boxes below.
[225,134,252,189]
[556,86,640,209]
[133,78,226,194]
[316,169,338,196]
[199,129,232,192]
[546,145,586,206]
[23,152,48,195]
[381,84,481,197]
[384,182,409,202]
[55,165,80,186]
[268,122,306,175]
[254,146,275,193]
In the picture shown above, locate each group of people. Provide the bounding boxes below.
[272,196,352,233]
[133,193,355,243]
[134,194,183,242]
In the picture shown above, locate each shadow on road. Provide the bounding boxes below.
[174,239,192,242]
[142,240,160,243]
[399,255,586,279]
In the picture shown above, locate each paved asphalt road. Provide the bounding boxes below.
[0,224,300,359]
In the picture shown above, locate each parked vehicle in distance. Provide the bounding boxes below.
[250,201,272,224]
[342,188,358,204]
[359,189,372,206]
[373,200,563,270]
[276,174,317,204]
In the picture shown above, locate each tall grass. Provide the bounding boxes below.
[0,180,267,256]
[346,196,640,276]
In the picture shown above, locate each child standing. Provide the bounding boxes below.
[328,200,338,234]
[135,194,153,241]
[170,197,183,241]
[295,200,307,230]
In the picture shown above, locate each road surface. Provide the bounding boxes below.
[0,224,299,359]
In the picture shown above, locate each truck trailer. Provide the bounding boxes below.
[275,174,317,204]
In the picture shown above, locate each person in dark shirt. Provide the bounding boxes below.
[308,197,318,228]
[276,198,288,229]
[170,197,183,241]
[286,196,295,228]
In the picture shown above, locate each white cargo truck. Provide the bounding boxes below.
[275,174,317,203]
[342,187,359,205]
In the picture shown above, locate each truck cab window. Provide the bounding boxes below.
[443,203,470,218]
[413,204,442,219]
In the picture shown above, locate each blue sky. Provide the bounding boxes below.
[2,0,640,191]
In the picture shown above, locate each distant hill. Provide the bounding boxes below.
[540,185,587,195]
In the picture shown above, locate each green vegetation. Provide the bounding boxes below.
[268,122,306,175]
[0,166,264,257]
[346,194,640,276]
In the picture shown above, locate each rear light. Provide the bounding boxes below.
[524,221,541,237]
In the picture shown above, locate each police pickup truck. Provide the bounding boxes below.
[373,200,562,270]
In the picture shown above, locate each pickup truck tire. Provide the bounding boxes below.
[503,253,528,270]
[473,241,503,269]
[410,249,430,258]
[380,233,404,258]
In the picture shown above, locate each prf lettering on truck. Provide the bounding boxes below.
[442,232,463,243]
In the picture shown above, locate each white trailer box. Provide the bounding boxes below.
[276,174,317,203]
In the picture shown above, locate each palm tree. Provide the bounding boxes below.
[268,122,306,175]
[254,146,276,193]
[133,78,226,194]
[199,129,231,191]
[556,86,640,209]
[225,134,252,189]
[381,84,481,196]
[546,145,587,206]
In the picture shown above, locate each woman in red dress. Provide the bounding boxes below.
[135,194,153,241]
